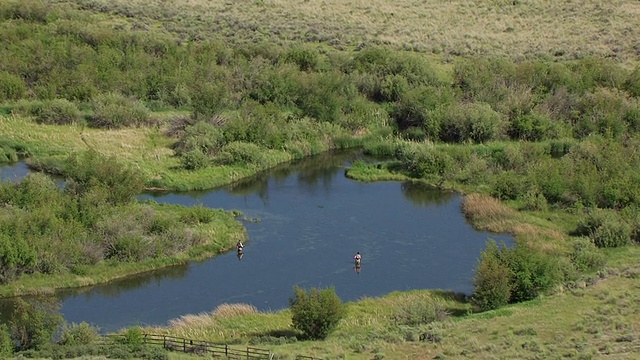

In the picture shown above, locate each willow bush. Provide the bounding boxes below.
[289,286,345,340]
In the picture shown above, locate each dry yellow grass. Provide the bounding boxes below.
[167,303,258,330]
[461,193,517,224]
[63,0,640,65]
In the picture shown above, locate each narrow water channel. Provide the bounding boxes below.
[1,152,512,333]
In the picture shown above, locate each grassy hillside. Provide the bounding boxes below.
[60,0,640,66]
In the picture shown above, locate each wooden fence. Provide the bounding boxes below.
[108,333,273,359]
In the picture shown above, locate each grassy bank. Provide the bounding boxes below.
[140,249,639,359]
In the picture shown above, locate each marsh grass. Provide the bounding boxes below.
[461,193,518,229]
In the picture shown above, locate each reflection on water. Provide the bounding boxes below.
[401,182,456,207]
[0,151,513,333]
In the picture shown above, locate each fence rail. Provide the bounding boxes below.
[107,333,273,359]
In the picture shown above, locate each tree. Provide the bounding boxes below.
[472,240,512,311]
[289,286,345,340]
[10,297,64,350]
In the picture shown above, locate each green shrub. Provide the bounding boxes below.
[472,240,512,311]
[397,145,454,181]
[122,326,144,351]
[0,0,49,23]
[216,141,267,168]
[63,150,145,205]
[570,238,605,272]
[624,65,640,97]
[0,323,13,356]
[90,93,150,129]
[575,210,632,248]
[35,99,82,125]
[491,170,528,201]
[180,205,215,225]
[521,188,549,212]
[508,112,555,141]
[0,71,27,101]
[438,102,506,143]
[190,82,229,120]
[0,233,36,284]
[180,149,209,170]
[285,45,319,72]
[59,322,100,346]
[10,298,64,350]
[505,245,564,303]
[289,286,345,340]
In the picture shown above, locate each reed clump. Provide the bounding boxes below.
[462,193,518,224]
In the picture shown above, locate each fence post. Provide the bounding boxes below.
[225,344,228,356]
[183,339,186,352]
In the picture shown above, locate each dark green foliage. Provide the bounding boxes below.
[13,99,84,125]
[295,72,352,123]
[625,66,640,97]
[570,238,605,272]
[437,102,506,143]
[0,233,36,284]
[397,146,454,181]
[190,82,229,120]
[0,71,27,101]
[285,45,319,72]
[216,141,268,168]
[491,170,528,201]
[504,245,564,303]
[472,240,564,310]
[173,121,226,169]
[10,298,64,350]
[0,0,49,23]
[508,112,555,141]
[289,286,345,340]
[179,205,215,225]
[472,241,512,311]
[576,210,632,248]
[0,323,13,356]
[90,93,151,129]
[63,150,145,205]
[122,327,144,352]
[59,322,100,346]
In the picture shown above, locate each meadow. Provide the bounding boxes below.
[0,0,639,358]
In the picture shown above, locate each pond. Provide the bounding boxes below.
[0,152,512,333]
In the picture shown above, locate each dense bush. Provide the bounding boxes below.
[472,240,564,309]
[10,298,64,350]
[63,150,145,205]
[472,240,512,311]
[504,245,564,303]
[396,145,455,182]
[437,102,506,143]
[90,93,150,129]
[289,286,345,340]
[59,322,100,346]
[570,237,605,272]
[0,71,27,101]
[0,323,13,356]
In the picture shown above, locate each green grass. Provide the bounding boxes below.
[130,257,638,359]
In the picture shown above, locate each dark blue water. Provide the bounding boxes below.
[0,154,511,333]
